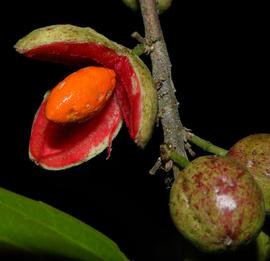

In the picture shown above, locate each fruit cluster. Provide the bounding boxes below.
[16,23,269,259]
[170,134,270,254]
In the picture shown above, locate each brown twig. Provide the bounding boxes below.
[138,0,187,176]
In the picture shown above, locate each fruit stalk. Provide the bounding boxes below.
[160,144,189,169]
[187,132,228,156]
[139,0,187,164]
[131,43,145,56]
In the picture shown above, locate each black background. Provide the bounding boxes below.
[1,1,269,260]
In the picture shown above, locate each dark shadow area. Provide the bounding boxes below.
[182,239,258,261]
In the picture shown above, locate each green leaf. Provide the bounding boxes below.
[0,187,129,261]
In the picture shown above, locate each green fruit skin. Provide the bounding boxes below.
[170,155,265,252]
[122,0,173,14]
[228,134,270,213]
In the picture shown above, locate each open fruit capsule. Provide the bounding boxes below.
[46,66,116,124]
[15,25,157,170]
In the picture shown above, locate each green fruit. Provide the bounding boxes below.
[228,134,270,213]
[122,0,173,14]
[170,155,265,252]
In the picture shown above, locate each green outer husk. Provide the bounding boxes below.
[228,134,270,213]
[256,231,270,261]
[170,156,265,253]
[122,0,173,14]
[15,24,157,148]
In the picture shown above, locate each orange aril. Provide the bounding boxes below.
[45,66,116,124]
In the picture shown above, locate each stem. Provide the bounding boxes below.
[188,133,228,156]
[132,43,145,56]
[170,150,189,168]
[139,0,187,166]
[160,144,189,169]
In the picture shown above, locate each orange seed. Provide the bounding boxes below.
[45,66,116,124]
